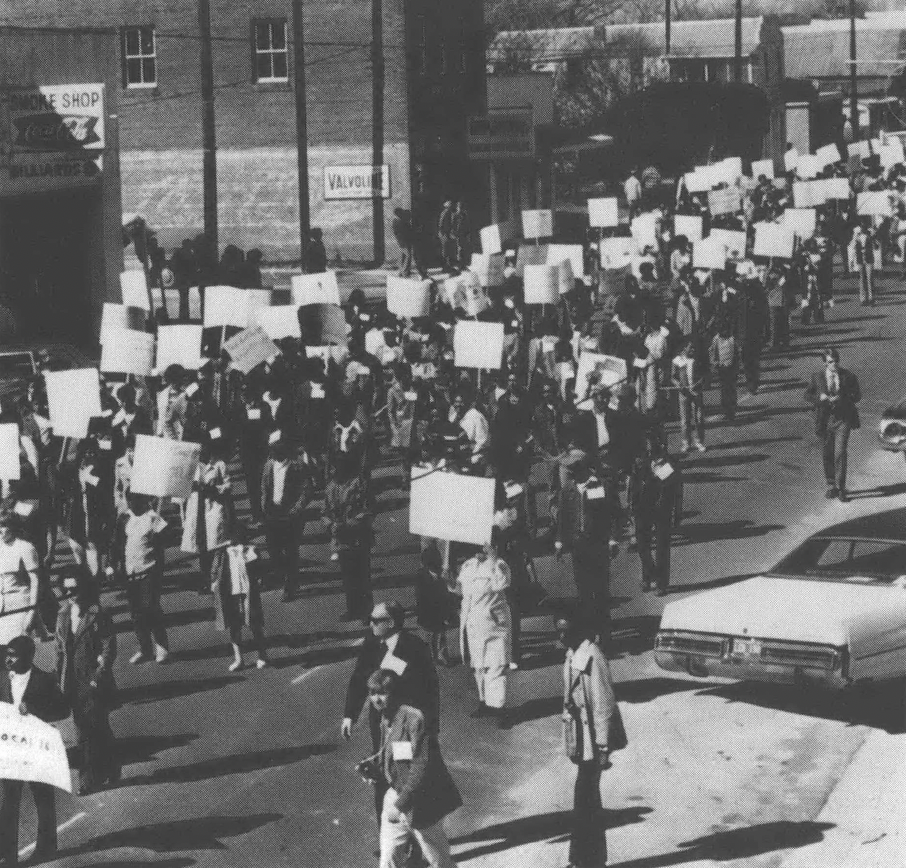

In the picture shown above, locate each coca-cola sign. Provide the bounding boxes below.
[7,84,105,152]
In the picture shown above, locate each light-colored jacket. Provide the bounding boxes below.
[457,555,511,670]
[563,639,618,762]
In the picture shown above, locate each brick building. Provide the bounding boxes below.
[0,1,486,262]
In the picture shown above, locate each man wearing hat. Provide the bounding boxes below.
[0,636,70,865]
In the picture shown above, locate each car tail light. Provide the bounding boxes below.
[655,631,727,657]
[760,641,841,671]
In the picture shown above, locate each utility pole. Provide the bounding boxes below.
[734,0,743,82]
[198,0,218,254]
[371,0,385,266]
[665,0,671,56]
[292,0,311,267]
[849,0,859,139]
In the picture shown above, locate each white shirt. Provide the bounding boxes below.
[71,601,84,634]
[272,460,289,506]
[459,408,489,453]
[593,410,610,447]
[9,669,30,709]
[826,370,839,395]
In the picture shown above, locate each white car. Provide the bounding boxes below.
[655,510,906,689]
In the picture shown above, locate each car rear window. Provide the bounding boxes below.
[772,537,906,582]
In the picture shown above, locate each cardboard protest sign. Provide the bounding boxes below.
[753,222,795,259]
[298,303,347,346]
[409,470,495,545]
[857,191,894,217]
[547,244,585,279]
[630,213,658,253]
[479,220,517,255]
[243,289,273,326]
[683,170,711,194]
[385,276,430,318]
[120,271,150,310]
[515,242,547,277]
[716,157,743,185]
[521,209,553,240]
[156,325,204,371]
[131,434,200,499]
[750,158,775,179]
[223,326,280,375]
[815,143,841,167]
[100,330,155,377]
[575,352,627,401]
[848,141,870,160]
[793,180,824,209]
[795,155,822,179]
[100,304,146,344]
[674,214,703,243]
[599,236,633,270]
[0,703,71,792]
[588,197,619,228]
[204,286,250,328]
[708,229,747,261]
[784,149,799,173]
[692,238,727,270]
[708,186,742,216]
[878,143,905,170]
[453,321,504,370]
[291,271,341,306]
[824,177,851,200]
[469,253,505,288]
[784,208,817,239]
[523,264,558,305]
[44,369,101,439]
[251,305,302,340]
[0,425,20,480]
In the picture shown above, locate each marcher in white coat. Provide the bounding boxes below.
[456,540,511,726]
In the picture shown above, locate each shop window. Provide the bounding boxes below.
[122,26,157,89]
[253,19,289,83]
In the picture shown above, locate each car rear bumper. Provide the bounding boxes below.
[654,650,850,688]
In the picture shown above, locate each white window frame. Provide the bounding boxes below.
[123,26,157,89]
[253,19,289,83]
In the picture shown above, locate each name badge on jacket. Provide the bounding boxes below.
[391,741,413,761]
[382,654,408,677]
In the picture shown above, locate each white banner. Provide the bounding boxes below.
[100,330,155,376]
[707,187,741,216]
[222,327,280,375]
[796,155,822,179]
[469,253,505,288]
[708,229,747,261]
[252,305,302,340]
[857,191,894,217]
[0,424,20,481]
[547,243,585,279]
[588,197,619,228]
[291,271,341,307]
[44,369,101,439]
[784,207,817,239]
[120,271,149,311]
[386,276,431,318]
[409,470,495,545]
[0,702,71,792]
[630,214,657,253]
[815,143,841,167]
[599,237,633,271]
[521,209,553,240]
[693,238,727,270]
[824,177,851,200]
[204,286,250,329]
[156,325,204,371]
[453,321,504,370]
[523,264,558,305]
[131,434,200,499]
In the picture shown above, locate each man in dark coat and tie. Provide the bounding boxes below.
[804,348,861,502]
[0,636,70,866]
[55,573,119,796]
[342,601,439,831]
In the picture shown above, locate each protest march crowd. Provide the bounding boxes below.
[0,132,897,867]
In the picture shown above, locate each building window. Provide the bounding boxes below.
[122,26,157,88]
[253,19,289,82]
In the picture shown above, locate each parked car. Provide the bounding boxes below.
[655,509,906,690]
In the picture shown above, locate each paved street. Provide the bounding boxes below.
[17,268,906,868]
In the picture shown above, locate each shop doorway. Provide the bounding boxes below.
[0,187,98,344]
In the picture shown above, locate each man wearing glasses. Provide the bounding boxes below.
[341,601,439,830]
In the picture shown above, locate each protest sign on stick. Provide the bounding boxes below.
[674,214,703,243]
[101,304,146,344]
[523,264,558,305]
[784,208,817,239]
[587,197,619,228]
[693,238,727,270]
[479,220,517,254]
[386,276,431,317]
[409,470,495,545]
[156,325,204,371]
[753,222,795,259]
[131,434,201,499]
[0,703,71,792]
[750,158,775,179]
[100,330,155,377]
[857,191,894,217]
[120,271,150,310]
[45,369,101,439]
[521,209,553,240]
[515,242,547,277]
[815,143,841,167]
[203,286,250,328]
[708,229,747,261]
[469,253,505,288]
[796,155,822,179]
[223,326,280,375]
[291,271,341,306]
[708,187,742,216]
[0,424,20,481]
[252,306,302,340]
[599,237,633,270]
[546,244,585,279]
[453,321,504,370]
[824,178,851,200]
[630,213,657,253]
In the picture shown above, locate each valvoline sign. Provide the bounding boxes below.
[7,84,105,152]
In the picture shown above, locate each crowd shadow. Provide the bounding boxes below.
[703,436,802,452]
[610,820,834,867]
[681,472,748,485]
[452,806,651,862]
[115,733,200,766]
[270,642,361,670]
[118,675,243,706]
[845,482,906,501]
[681,453,769,470]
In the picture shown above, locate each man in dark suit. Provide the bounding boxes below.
[0,636,70,865]
[804,348,861,502]
[260,436,313,601]
[341,601,438,829]
[55,574,119,796]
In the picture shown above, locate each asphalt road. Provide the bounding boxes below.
[17,266,906,868]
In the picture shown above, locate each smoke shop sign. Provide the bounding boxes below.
[8,84,105,152]
[323,165,390,200]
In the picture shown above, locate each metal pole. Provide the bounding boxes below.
[665,0,671,57]
[198,0,218,254]
[850,0,859,139]
[371,0,386,266]
[734,0,743,82]
[292,0,311,267]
